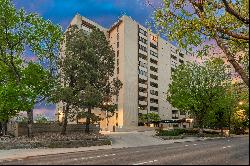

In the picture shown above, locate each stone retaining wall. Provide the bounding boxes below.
[0,138,111,150]
[7,122,100,137]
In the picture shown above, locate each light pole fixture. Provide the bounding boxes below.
[239,101,244,105]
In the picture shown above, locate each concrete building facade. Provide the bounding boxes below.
[57,14,192,131]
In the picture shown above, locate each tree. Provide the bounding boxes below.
[53,25,122,134]
[35,114,49,124]
[72,27,122,134]
[167,58,229,134]
[139,113,161,124]
[150,0,249,87]
[204,84,235,135]
[0,0,62,135]
[0,61,53,135]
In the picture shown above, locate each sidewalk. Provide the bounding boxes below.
[0,131,239,162]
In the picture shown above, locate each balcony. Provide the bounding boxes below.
[138,108,147,114]
[150,63,158,69]
[138,83,147,89]
[139,48,147,55]
[149,102,159,108]
[150,54,158,61]
[139,100,147,106]
[139,58,148,65]
[139,91,147,97]
[139,74,147,80]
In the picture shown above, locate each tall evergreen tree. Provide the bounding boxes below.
[54,25,122,134]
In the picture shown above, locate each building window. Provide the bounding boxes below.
[150,106,158,112]
[150,98,158,104]
[117,50,119,58]
[139,44,147,52]
[171,54,177,60]
[172,110,178,119]
[150,50,158,58]
[150,74,158,80]
[139,87,147,93]
[139,69,148,77]
[150,42,157,49]
[117,67,119,74]
[117,42,119,48]
[117,33,119,40]
[179,52,184,58]
[150,81,158,88]
[150,58,158,65]
[179,59,184,64]
[150,66,158,72]
[150,90,158,96]
[138,53,147,60]
[139,61,147,69]
[139,28,147,36]
[139,36,147,44]
[117,59,119,66]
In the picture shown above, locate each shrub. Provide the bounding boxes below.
[35,114,49,124]
[156,128,186,136]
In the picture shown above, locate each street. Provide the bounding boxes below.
[0,135,248,165]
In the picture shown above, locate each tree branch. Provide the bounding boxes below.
[215,35,249,87]
[222,0,249,24]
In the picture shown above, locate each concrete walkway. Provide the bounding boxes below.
[0,131,231,161]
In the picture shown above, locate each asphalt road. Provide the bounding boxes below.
[1,136,248,165]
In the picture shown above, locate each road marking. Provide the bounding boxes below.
[133,160,158,165]
[104,154,109,156]
[96,156,101,158]
[223,146,226,149]
[227,145,231,148]
[185,145,189,147]
[81,157,85,160]
[89,157,94,159]
[193,144,197,146]
[111,154,116,156]
[73,158,78,161]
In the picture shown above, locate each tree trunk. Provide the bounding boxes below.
[199,127,204,135]
[27,109,33,137]
[220,121,224,136]
[85,107,91,134]
[2,120,8,135]
[0,122,2,136]
[61,104,69,135]
[215,37,249,87]
[228,111,231,137]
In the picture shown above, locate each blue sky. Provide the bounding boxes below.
[12,0,162,119]
[13,0,162,30]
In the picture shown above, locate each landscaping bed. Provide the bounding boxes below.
[155,128,226,139]
[0,132,111,150]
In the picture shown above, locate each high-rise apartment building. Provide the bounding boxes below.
[57,14,192,131]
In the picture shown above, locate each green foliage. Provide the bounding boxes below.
[156,128,186,136]
[167,58,230,131]
[151,0,249,86]
[15,113,28,123]
[35,114,49,124]
[53,25,122,133]
[0,0,62,122]
[139,113,161,123]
